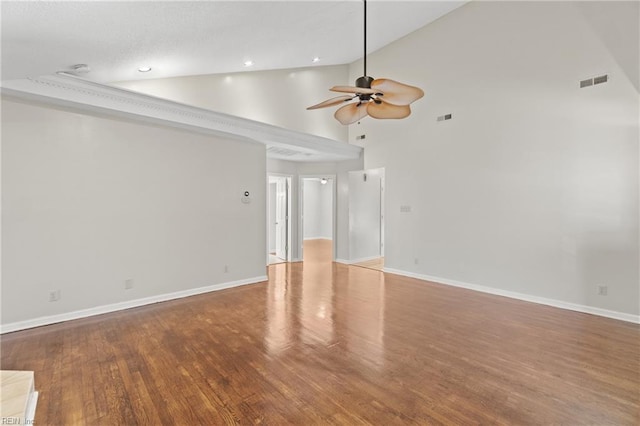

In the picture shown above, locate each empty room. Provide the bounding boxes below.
[1,1,638,424]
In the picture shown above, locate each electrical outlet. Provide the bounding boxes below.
[125,279,134,290]
[597,285,608,296]
[49,290,61,302]
[224,265,229,273]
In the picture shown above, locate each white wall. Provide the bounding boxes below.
[349,1,639,317]
[1,98,267,326]
[303,179,332,240]
[267,158,363,261]
[113,59,362,262]
[113,65,349,142]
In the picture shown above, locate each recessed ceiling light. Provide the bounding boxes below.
[138,66,152,73]
[244,60,254,67]
[312,57,320,63]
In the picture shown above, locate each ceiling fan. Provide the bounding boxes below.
[307,0,424,125]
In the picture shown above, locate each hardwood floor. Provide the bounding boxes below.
[352,257,384,271]
[1,244,639,424]
[302,238,332,262]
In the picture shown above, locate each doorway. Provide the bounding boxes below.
[299,175,336,263]
[267,175,292,265]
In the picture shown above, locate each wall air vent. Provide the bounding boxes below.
[580,78,593,88]
[593,74,608,85]
[580,74,609,88]
[356,134,366,140]
[437,113,453,122]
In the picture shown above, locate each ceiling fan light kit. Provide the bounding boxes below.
[307,0,424,125]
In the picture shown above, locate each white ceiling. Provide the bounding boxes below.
[1,1,466,84]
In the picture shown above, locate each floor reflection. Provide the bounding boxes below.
[264,262,294,355]
[265,239,386,369]
[300,240,335,346]
[343,267,386,369]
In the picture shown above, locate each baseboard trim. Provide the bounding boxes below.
[0,275,268,334]
[335,258,351,265]
[303,237,332,241]
[383,268,640,324]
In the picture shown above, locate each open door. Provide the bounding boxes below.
[275,178,289,260]
[348,168,384,265]
[267,175,292,265]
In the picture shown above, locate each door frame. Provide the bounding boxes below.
[267,174,292,265]
[298,174,337,262]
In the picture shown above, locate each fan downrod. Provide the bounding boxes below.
[355,76,374,89]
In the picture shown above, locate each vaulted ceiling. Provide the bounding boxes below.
[1,1,466,83]
[1,1,469,162]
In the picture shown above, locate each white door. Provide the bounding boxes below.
[275,179,288,260]
[269,182,277,253]
[349,170,382,261]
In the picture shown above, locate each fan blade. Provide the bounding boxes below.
[330,85,376,95]
[307,95,354,110]
[367,100,411,120]
[371,79,424,105]
[335,102,369,125]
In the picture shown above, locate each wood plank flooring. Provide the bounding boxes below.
[352,257,384,271]
[1,241,639,425]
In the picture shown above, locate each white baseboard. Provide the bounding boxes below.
[303,237,332,241]
[0,275,268,334]
[335,258,351,265]
[383,268,640,324]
